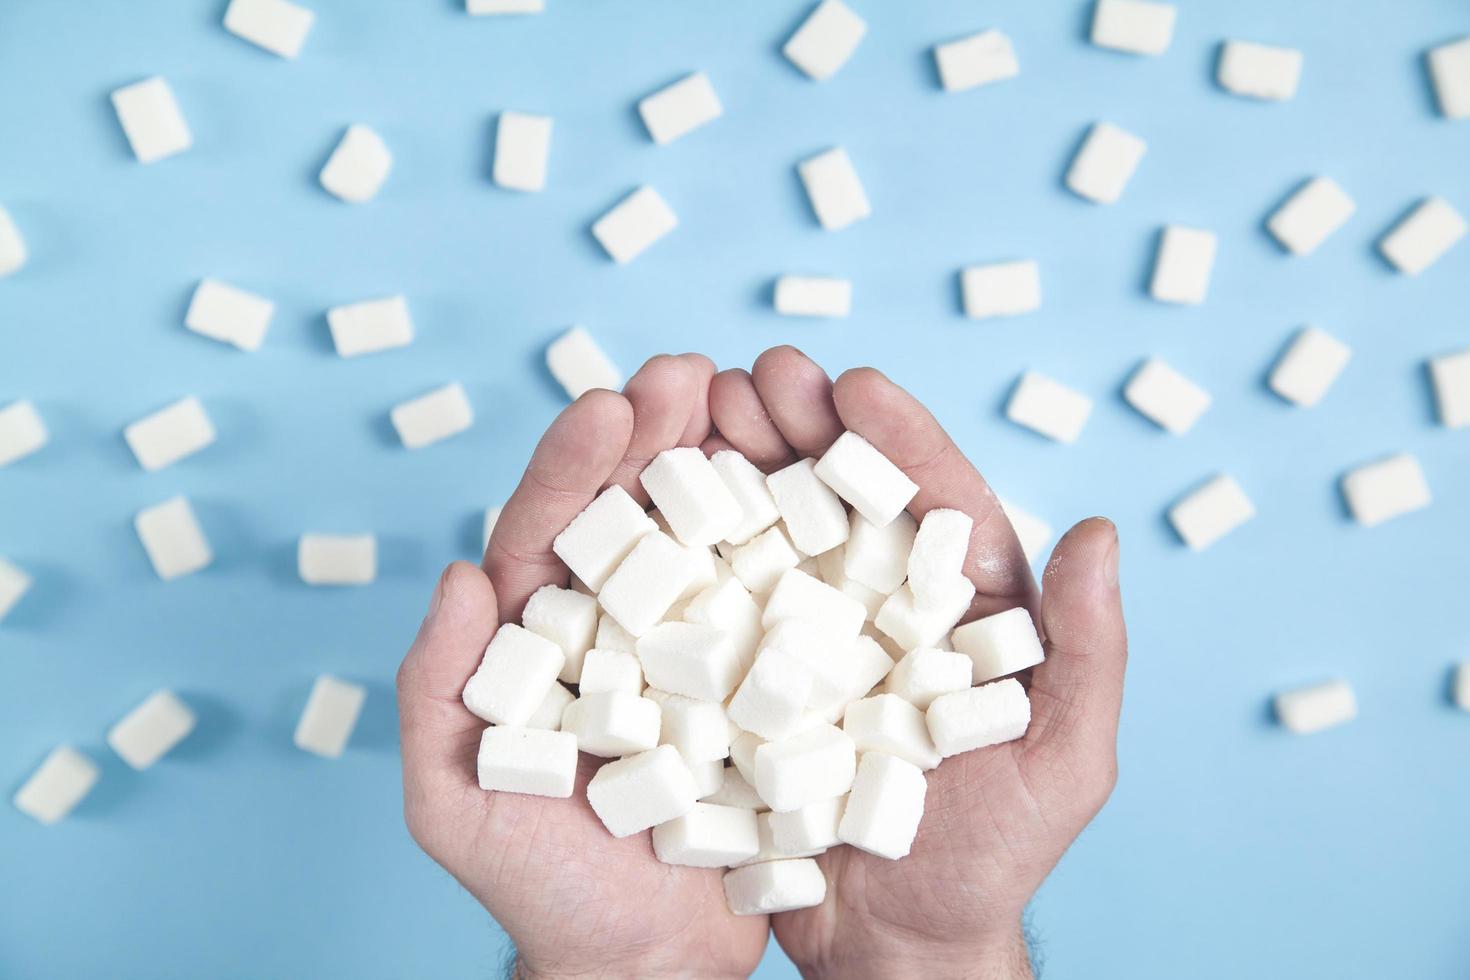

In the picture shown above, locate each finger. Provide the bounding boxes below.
[700,433,738,457]
[710,368,796,472]
[676,352,717,447]
[605,354,701,506]
[831,366,1037,617]
[485,388,635,622]
[750,346,844,459]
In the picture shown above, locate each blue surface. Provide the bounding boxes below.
[2,1,1469,977]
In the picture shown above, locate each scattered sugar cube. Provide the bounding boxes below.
[390,382,473,449]
[762,568,867,637]
[551,487,655,594]
[223,0,315,59]
[886,648,972,710]
[1006,371,1093,444]
[813,431,918,528]
[468,0,542,12]
[1274,679,1356,734]
[562,691,661,758]
[1218,41,1302,101]
[294,674,366,758]
[1267,177,1356,256]
[596,613,638,656]
[998,498,1052,565]
[656,693,732,762]
[838,752,926,860]
[934,29,1019,92]
[577,649,642,695]
[327,295,414,357]
[951,606,1044,684]
[592,186,677,263]
[1341,453,1430,527]
[710,450,782,546]
[1453,663,1470,712]
[926,678,1031,757]
[797,147,870,231]
[477,726,576,796]
[755,723,856,812]
[111,77,192,163]
[876,580,974,651]
[522,584,598,682]
[524,682,574,731]
[0,558,31,623]
[843,693,940,771]
[960,260,1041,320]
[135,496,212,580]
[729,647,814,741]
[185,279,274,351]
[907,508,973,609]
[774,276,852,318]
[107,690,195,770]
[0,205,27,276]
[844,510,915,595]
[640,447,743,547]
[766,458,850,555]
[0,400,48,467]
[724,858,826,915]
[653,802,760,867]
[639,72,722,145]
[1378,197,1466,276]
[1090,0,1175,55]
[1429,348,1470,428]
[297,533,376,586]
[493,111,552,192]
[703,767,766,810]
[586,744,698,838]
[767,796,843,854]
[784,0,866,80]
[546,326,622,400]
[1269,327,1351,408]
[1168,474,1254,551]
[462,623,565,725]
[13,746,99,825]
[1123,358,1211,435]
[599,531,698,636]
[730,525,800,594]
[1428,36,1470,119]
[638,622,746,702]
[1066,122,1146,204]
[123,396,216,471]
[320,125,392,203]
[1150,225,1217,304]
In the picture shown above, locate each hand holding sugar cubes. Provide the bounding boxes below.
[396,347,1127,974]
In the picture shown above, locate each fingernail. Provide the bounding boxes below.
[1104,530,1120,588]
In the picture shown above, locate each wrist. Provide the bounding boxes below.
[512,953,751,980]
[793,923,1033,980]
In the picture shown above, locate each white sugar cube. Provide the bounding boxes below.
[185,279,274,351]
[1168,474,1255,551]
[783,0,866,81]
[14,746,99,825]
[107,690,196,770]
[951,606,1045,684]
[1341,453,1431,527]
[224,0,315,58]
[710,450,782,546]
[0,399,48,467]
[1429,36,1470,119]
[468,0,542,12]
[766,458,850,555]
[653,802,760,867]
[390,382,473,449]
[524,682,574,731]
[1090,0,1175,55]
[1123,358,1211,435]
[596,613,638,655]
[1006,371,1093,444]
[1453,663,1470,712]
[0,205,28,276]
[546,326,622,400]
[1269,327,1351,408]
[1066,122,1146,204]
[641,447,742,547]
[876,580,974,652]
[586,744,698,838]
[690,759,728,800]
[724,858,826,915]
[477,726,576,797]
[637,622,745,702]
[1150,225,1217,305]
[934,29,1019,92]
[1430,348,1470,428]
[843,693,940,771]
[729,730,766,784]
[729,526,800,595]
[684,579,762,670]
[703,767,766,810]
[656,693,732,762]
[774,275,852,318]
[297,533,376,586]
[767,796,844,854]
[814,431,918,528]
[111,77,192,163]
[926,678,1030,757]
[844,510,916,595]
[838,752,926,860]
[562,691,661,758]
[1274,679,1356,734]
[124,396,216,471]
[135,496,212,580]
[764,621,866,718]
[578,649,642,695]
[728,647,814,741]
[327,295,414,357]
[797,147,870,231]
[960,260,1041,320]
[998,498,1052,565]
[1267,177,1355,256]
[886,648,972,710]
[0,558,31,623]
[552,486,655,592]
[592,186,677,263]
[462,623,565,725]
[493,111,552,192]
[762,568,866,637]
[639,72,722,145]
[1378,197,1466,276]
[599,531,697,636]
[294,674,366,758]
[522,584,598,682]
[1218,41,1302,101]
[755,724,856,812]
[320,125,392,203]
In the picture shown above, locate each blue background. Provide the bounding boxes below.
[2,1,1468,977]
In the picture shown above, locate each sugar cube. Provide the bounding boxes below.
[0,400,48,467]
[1123,358,1211,435]
[586,744,698,838]
[522,584,598,683]
[599,531,697,636]
[297,533,376,586]
[926,678,1031,758]
[762,568,867,637]
[1168,474,1254,551]
[320,125,392,203]
[1218,41,1302,101]
[596,613,638,655]
[729,730,766,784]
[729,526,800,594]
[998,498,1052,565]
[524,682,574,730]
[578,649,642,695]
[1378,197,1466,276]
[843,693,940,771]
[755,723,856,812]
[462,623,565,725]
[111,77,192,163]
[107,690,196,770]
[185,279,274,351]
[885,648,972,710]
[960,260,1042,320]
[837,753,926,860]
[390,382,473,449]
[728,647,814,741]
[327,295,414,357]
[655,693,732,762]
[467,0,542,12]
[1269,327,1351,408]
[686,758,726,801]
[562,692,661,758]
[294,674,366,758]
[766,458,850,555]
[1090,0,1175,55]
[639,72,722,145]
[637,622,745,702]
[1341,453,1431,527]
[546,326,622,400]
[592,186,677,264]
[951,607,1044,684]
[223,0,315,58]
[754,621,855,718]
[653,802,760,867]
[876,580,975,652]
[550,487,654,593]
[640,448,742,547]
[135,496,212,580]
[0,205,27,276]
[683,578,762,669]
[723,858,826,915]
[1453,663,1470,712]
[1006,371,1093,444]
[0,558,31,623]
[477,726,576,797]
[493,111,552,192]
[784,0,866,81]
[13,746,99,825]
[767,796,844,854]
[1150,225,1217,305]
[123,396,216,471]
[1429,36,1470,119]
[709,450,782,546]
[1267,177,1355,256]
[844,510,915,595]
[1429,348,1470,428]
[813,431,918,529]
[797,147,870,231]
[934,29,1019,92]
[1066,122,1146,204]
[774,275,852,318]
[1274,679,1356,734]
[703,767,766,810]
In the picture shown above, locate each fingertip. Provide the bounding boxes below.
[437,560,496,622]
[1043,517,1120,590]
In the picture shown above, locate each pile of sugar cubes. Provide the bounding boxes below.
[463,432,1041,915]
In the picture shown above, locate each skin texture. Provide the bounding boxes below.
[397,346,1128,980]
